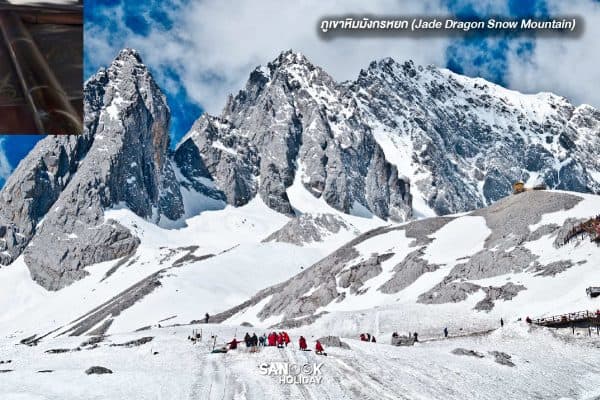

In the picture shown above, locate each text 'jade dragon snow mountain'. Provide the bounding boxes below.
[0,48,598,291]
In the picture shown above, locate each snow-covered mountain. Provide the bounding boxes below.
[177,50,600,218]
[218,190,600,333]
[0,48,599,399]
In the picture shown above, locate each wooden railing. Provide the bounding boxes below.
[534,310,600,326]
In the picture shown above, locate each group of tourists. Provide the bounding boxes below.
[224,331,326,355]
[391,331,418,342]
[266,331,290,348]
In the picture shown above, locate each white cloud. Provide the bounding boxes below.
[0,138,12,184]
[507,0,600,108]
[85,0,600,120]
[85,0,449,114]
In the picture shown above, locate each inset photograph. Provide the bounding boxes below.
[0,0,82,134]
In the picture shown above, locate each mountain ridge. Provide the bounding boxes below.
[0,47,598,295]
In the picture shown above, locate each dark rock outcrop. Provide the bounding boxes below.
[85,366,113,375]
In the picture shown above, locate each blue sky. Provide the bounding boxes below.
[0,135,42,188]
[1,0,599,188]
[82,0,599,145]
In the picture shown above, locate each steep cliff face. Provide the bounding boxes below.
[0,49,186,290]
[175,51,413,222]
[0,134,93,265]
[175,52,600,221]
[351,58,600,215]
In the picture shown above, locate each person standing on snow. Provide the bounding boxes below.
[315,340,325,355]
[500,318,504,327]
[444,327,448,338]
[204,313,210,324]
[244,332,251,348]
[299,336,307,350]
[251,333,258,352]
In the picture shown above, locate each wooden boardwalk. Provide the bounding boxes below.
[534,310,600,327]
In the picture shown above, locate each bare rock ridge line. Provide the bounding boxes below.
[262,213,359,245]
[174,50,413,222]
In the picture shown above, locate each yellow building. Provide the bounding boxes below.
[513,181,525,194]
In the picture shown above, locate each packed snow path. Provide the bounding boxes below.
[1,323,600,399]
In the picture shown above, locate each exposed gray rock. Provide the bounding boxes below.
[85,366,113,375]
[338,253,393,295]
[418,282,481,304]
[0,49,193,290]
[61,270,163,336]
[474,283,527,311]
[489,351,515,367]
[263,213,358,245]
[422,191,583,301]
[220,191,595,324]
[352,58,600,215]
[110,336,153,347]
[0,134,93,265]
[172,252,214,268]
[379,248,440,294]
[403,216,457,246]
[533,260,579,277]
[45,348,71,354]
[317,336,350,349]
[553,218,588,247]
[451,348,484,358]
[80,336,104,347]
[175,51,413,221]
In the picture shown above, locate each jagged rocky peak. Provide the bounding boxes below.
[350,56,600,215]
[0,134,92,265]
[0,49,186,290]
[175,50,413,221]
[83,47,184,221]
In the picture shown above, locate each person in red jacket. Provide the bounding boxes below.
[228,338,240,350]
[268,332,276,346]
[315,340,324,355]
[299,336,307,350]
[277,332,284,348]
[283,331,290,347]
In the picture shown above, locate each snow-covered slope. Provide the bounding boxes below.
[220,190,600,335]
[0,195,376,339]
[1,322,599,400]
[0,48,599,399]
